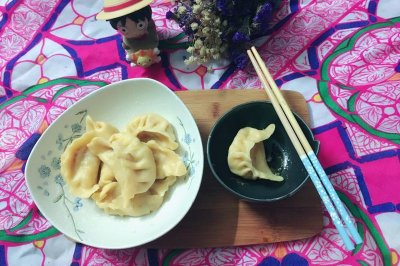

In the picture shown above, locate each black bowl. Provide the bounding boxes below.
[207,101,319,202]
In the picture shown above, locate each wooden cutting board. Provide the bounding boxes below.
[146,89,323,248]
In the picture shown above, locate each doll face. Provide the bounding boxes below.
[117,17,149,39]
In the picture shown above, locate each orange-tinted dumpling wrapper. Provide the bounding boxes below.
[60,116,118,198]
[88,133,157,199]
[125,113,179,150]
[227,124,283,182]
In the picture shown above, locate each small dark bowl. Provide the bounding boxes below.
[207,101,319,202]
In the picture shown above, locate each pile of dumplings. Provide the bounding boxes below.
[228,124,284,182]
[60,113,187,217]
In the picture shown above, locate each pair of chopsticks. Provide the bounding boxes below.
[247,47,362,251]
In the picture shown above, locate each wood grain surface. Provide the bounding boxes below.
[146,89,323,248]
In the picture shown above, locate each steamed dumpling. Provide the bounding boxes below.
[85,115,119,137]
[60,116,118,198]
[92,181,164,217]
[227,124,284,182]
[87,132,157,198]
[60,131,100,198]
[145,140,187,179]
[97,164,115,187]
[91,181,128,212]
[125,113,179,150]
[62,113,185,217]
[127,192,163,216]
[91,171,176,216]
[150,176,177,196]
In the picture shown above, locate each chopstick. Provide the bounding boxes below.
[247,47,363,251]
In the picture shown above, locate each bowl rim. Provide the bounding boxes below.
[206,100,319,202]
[25,77,204,249]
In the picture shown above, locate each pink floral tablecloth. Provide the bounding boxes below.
[1,0,400,265]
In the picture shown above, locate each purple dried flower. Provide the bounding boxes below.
[216,0,230,16]
[178,13,193,30]
[233,53,249,69]
[166,11,175,20]
[232,31,250,43]
[253,2,273,24]
[182,2,192,12]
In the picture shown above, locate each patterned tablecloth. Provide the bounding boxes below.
[1,0,400,265]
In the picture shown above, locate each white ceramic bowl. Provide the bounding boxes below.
[25,78,204,249]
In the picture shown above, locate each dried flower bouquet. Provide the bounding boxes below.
[167,0,276,69]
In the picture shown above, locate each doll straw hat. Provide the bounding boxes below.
[96,0,153,20]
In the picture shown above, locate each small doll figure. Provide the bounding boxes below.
[96,0,160,67]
